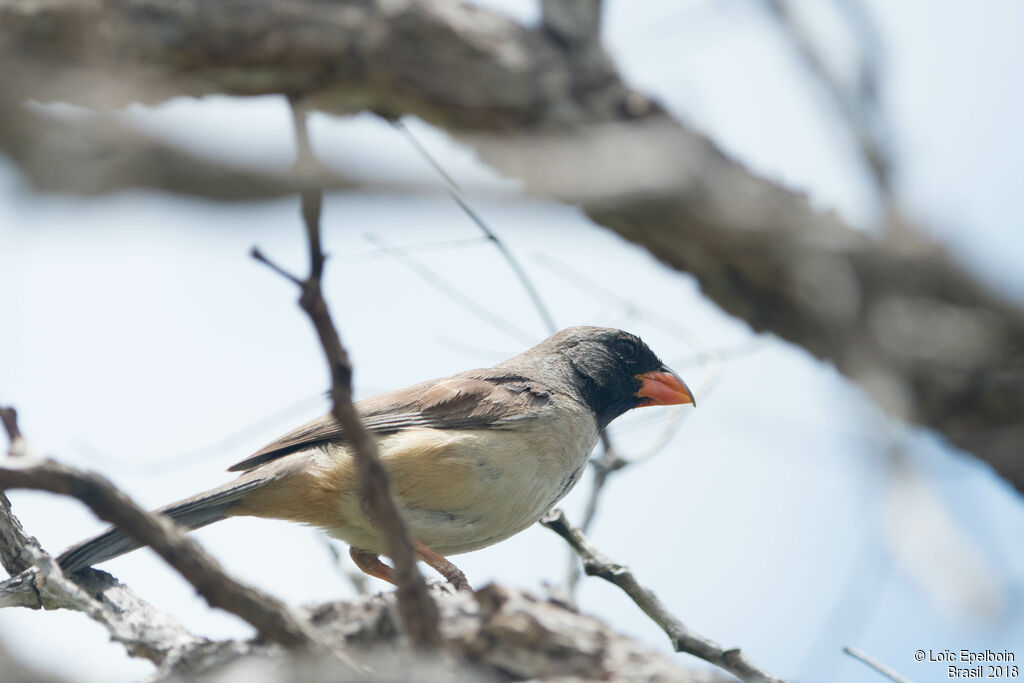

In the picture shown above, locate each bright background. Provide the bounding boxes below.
[1,1,1022,681]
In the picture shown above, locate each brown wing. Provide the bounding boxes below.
[228,371,554,472]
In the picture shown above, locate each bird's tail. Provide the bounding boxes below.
[57,477,270,573]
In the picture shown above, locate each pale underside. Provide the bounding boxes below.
[230,401,599,556]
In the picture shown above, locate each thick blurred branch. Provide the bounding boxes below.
[540,0,603,49]
[2,0,1022,492]
[0,98,399,199]
[542,509,785,683]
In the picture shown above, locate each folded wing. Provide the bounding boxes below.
[228,371,555,472]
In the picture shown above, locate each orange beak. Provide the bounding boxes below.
[635,367,695,407]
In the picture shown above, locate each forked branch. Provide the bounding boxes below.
[542,509,785,683]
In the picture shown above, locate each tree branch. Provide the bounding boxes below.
[541,509,785,683]
[0,460,323,649]
[251,102,442,648]
[1,549,208,665]
[0,97,408,200]
[0,408,210,664]
[0,408,37,576]
[540,0,603,49]
[0,492,37,577]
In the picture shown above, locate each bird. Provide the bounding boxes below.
[58,326,694,588]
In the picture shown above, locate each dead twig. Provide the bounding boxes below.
[0,459,323,649]
[1,542,208,664]
[542,509,786,683]
[0,409,209,664]
[251,101,441,648]
[843,646,914,683]
[395,120,558,336]
[363,234,536,345]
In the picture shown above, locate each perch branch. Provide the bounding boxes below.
[542,509,785,683]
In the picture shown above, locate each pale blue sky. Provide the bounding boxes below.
[2,2,1022,682]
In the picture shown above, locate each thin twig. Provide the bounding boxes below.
[363,233,536,345]
[577,434,628,535]
[343,237,489,261]
[843,646,914,683]
[542,509,786,683]
[762,0,893,203]
[451,190,559,334]
[557,435,628,594]
[394,120,558,335]
[251,101,441,648]
[76,393,327,477]
[533,253,722,383]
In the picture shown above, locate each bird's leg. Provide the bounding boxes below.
[350,544,471,591]
[413,541,471,591]
[349,546,397,585]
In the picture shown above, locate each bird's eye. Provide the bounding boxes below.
[615,340,638,359]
